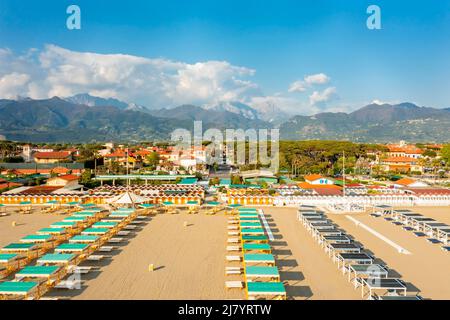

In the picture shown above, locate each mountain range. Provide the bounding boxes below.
[0,94,449,143]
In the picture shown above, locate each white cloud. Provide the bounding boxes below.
[288,73,330,93]
[0,45,260,108]
[0,72,31,99]
[304,73,330,85]
[0,46,343,115]
[309,87,338,107]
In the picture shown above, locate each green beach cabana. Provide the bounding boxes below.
[20,234,53,244]
[243,243,271,253]
[245,266,280,281]
[37,228,66,236]
[0,281,39,298]
[92,221,118,229]
[69,235,99,244]
[241,228,265,235]
[37,253,76,266]
[51,221,78,229]
[16,265,61,281]
[55,243,90,254]
[242,235,269,243]
[244,253,275,265]
[81,228,109,235]
[246,282,286,300]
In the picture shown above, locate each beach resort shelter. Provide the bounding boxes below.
[372,205,393,216]
[69,235,100,244]
[336,253,373,269]
[361,278,407,298]
[246,282,286,300]
[346,264,389,283]
[245,266,280,281]
[242,235,269,243]
[81,228,110,236]
[15,265,62,282]
[0,281,40,299]
[107,191,147,206]
[37,253,76,266]
[55,243,90,254]
[37,228,66,237]
[244,253,275,265]
[2,243,39,259]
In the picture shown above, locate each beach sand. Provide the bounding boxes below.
[2,205,449,300]
[55,212,245,300]
[0,208,62,247]
[326,206,450,300]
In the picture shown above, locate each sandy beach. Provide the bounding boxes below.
[326,206,450,300]
[1,205,450,300]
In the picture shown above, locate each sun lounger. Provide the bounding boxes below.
[99,246,114,252]
[87,255,105,261]
[228,226,239,230]
[124,225,137,230]
[117,230,131,236]
[226,267,243,275]
[228,238,241,244]
[228,231,239,236]
[55,279,82,290]
[427,238,441,244]
[108,237,124,243]
[226,255,242,262]
[225,281,244,289]
[227,246,241,252]
[69,266,92,274]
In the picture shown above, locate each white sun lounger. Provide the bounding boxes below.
[226,255,242,262]
[55,279,82,290]
[227,246,241,252]
[108,238,124,243]
[228,238,240,244]
[225,281,243,289]
[87,255,104,261]
[99,246,114,252]
[117,231,131,236]
[226,267,243,275]
[228,226,239,230]
[124,225,137,230]
[228,231,239,236]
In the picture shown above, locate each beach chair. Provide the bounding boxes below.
[225,267,242,275]
[117,230,131,236]
[225,281,244,290]
[108,237,124,244]
[226,255,242,262]
[87,255,105,261]
[228,231,239,236]
[227,238,241,244]
[227,246,241,252]
[55,279,82,290]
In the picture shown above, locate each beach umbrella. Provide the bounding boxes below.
[107,191,147,205]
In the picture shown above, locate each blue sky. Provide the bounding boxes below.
[0,0,448,114]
